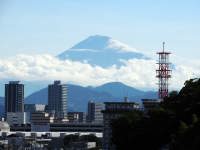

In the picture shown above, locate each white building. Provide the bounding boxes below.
[6,112,29,126]
[24,104,46,112]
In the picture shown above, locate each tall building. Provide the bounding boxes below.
[102,98,139,150]
[87,101,104,123]
[5,81,24,117]
[48,81,67,119]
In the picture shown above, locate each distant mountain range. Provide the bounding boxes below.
[0,83,157,116]
[25,82,157,112]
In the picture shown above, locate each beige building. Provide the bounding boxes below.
[0,121,10,132]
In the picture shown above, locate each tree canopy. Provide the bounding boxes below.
[111,78,200,150]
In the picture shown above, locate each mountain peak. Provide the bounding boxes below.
[100,82,127,87]
[98,82,140,91]
[58,35,147,67]
[87,35,111,40]
[71,35,111,50]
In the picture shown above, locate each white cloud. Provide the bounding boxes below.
[170,57,200,90]
[0,54,199,91]
[107,39,138,53]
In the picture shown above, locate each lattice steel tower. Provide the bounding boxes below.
[156,42,171,99]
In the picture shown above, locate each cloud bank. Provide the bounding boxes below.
[0,54,199,91]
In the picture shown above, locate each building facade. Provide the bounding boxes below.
[31,112,54,131]
[103,101,139,150]
[48,81,67,120]
[67,112,86,123]
[24,104,46,123]
[24,104,46,113]
[87,101,105,123]
[142,99,160,112]
[6,112,29,125]
[5,81,24,118]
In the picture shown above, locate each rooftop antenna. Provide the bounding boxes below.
[163,42,165,52]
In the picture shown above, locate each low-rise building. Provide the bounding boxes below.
[102,99,139,150]
[50,122,103,132]
[6,112,29,126]
[31,112,54,132]
[142,99,160,112]
[25,104,46,124]
[7,134,25,150]
[25,104,46,113]
[68,112,86,123]
[68,141,96,149]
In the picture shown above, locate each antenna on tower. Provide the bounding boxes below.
[163,42,165,52]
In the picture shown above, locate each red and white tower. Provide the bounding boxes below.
[156,42,171,99]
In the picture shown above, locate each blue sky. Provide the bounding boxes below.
[0,0,199,91]
[0,0,200,59]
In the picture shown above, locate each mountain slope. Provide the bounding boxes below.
[92,82,143,98]
[91,82,157,101]
[25,88,48,104]
[58,35,148,67]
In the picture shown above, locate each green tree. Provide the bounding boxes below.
[192,114,198,125]
[178,121,188,135]
[111,78,200,150]
[63,134,79,146]
[80,134,102,148]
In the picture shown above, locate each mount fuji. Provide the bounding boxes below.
[0,35,158,115]
[58,35,149,67]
